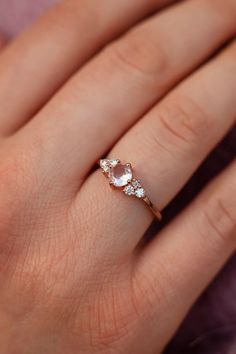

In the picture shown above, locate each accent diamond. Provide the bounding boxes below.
[100,159,110,173]
[123,184,135,196]
[132,179,141,189]
[135,188,146,198]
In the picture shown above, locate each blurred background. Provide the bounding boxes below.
[0,1,235,353]
[0,0,57,38]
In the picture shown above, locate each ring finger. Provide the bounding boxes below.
[78,39,236,258]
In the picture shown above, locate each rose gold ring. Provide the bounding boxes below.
[99,158,162,221]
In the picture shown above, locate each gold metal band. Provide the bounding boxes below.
[143,196,162,221]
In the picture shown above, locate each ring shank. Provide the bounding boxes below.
[143,196,162,221]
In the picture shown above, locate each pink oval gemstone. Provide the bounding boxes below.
[110,163,132,187]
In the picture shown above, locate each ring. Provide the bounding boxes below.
[99,159,162,221]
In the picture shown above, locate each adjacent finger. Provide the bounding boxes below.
[17,0,236,192]
[0,0,175,136]
[80,39,236,258]
[132,161,236,353]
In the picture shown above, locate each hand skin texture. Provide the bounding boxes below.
[0,0,235,353]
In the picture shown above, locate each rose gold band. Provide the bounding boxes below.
[143,196,162,221]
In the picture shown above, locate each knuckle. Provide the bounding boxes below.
[157,95,211,149]
[104,29,168,79]
[200,197,236,247]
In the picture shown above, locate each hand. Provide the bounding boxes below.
[0,0,235,353]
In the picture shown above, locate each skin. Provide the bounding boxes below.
[0,0,235,353]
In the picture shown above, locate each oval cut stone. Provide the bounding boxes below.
[110,163,132,187]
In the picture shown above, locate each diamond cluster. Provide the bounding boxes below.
[123,179,145,198]
[100,159,146,199]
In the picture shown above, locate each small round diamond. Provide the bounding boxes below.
[100,159,110,173]
[132,179,141,189]
[135,188,145,198]
[123,185,135,196]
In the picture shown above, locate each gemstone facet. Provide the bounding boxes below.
[109,163,132,187]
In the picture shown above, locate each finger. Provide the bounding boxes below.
[133,161,236,353]
[80,39,236,258]
[17,0,236,191]
[0,0,174,136]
